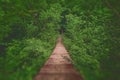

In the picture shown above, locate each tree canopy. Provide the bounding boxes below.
[0,0,120,80]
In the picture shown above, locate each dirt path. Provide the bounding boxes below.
[34,36,83,80]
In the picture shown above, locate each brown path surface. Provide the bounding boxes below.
[34,36,83,80]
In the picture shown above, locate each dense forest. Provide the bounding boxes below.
[0,0,120,80]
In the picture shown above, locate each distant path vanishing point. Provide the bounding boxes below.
[34,36,83,80]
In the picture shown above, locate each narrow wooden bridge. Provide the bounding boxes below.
[34,36,83,80]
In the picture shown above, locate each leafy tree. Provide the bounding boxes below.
[0,0,120,80]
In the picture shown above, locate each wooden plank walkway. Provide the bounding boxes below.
[34,36,83,80]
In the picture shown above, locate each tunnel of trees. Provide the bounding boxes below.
[0,0,120,80]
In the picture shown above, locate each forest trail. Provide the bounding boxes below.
[34,36,83,80]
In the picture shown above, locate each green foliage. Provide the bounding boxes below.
[4,39,52,80]
[0,25,11,42]
[25,23,39,38]
[0,0,120,80]
[0,0,58,80]
[63,0,119,80]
